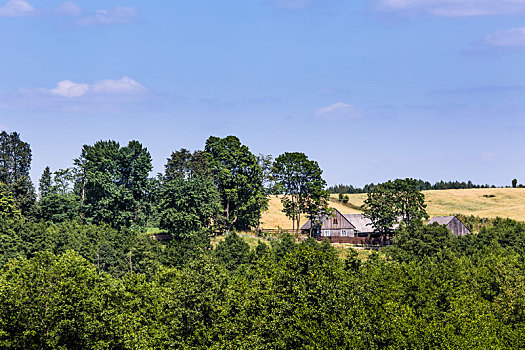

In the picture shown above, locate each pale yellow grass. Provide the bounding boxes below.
[260,188,525,229]
[260,195,364,230]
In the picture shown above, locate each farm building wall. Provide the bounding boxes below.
[447,217,471,236]
[318,210,356,237]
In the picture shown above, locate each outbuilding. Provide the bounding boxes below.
[427,216,471,236]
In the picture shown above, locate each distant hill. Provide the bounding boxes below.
[260,188,525,230]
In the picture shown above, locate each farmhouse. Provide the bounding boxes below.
[300,209,377,238]
[427,216,471,236]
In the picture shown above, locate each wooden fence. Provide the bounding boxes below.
[326,236,391,246]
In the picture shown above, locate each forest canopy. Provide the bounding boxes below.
[1,131,524,349]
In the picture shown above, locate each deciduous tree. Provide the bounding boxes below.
[272,152,328,234]
[74,140,153,228]
[159,176,221,239]
[364,178,428,243]
[0,131,36,216]
[205,136,264,231]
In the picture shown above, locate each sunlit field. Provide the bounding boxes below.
[260,188,525,229]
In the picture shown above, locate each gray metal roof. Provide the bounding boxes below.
[427,216,455,226]
[343,214,376,233]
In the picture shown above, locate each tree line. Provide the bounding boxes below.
[0,131,330,236]
[328,179,499,194]
[2,131,525,348]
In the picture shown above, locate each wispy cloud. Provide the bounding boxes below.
[316,102,363,119]
[75,7,137,26]
[0,1,137,25]
[485,27,525,47]
[377,0,525,17]
[0,77,150,113]
[0,0,35,17]
[56,1,82,17]
[49,80,90,98]
[91,77,146,95]
[45,77,146,98]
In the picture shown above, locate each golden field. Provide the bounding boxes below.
[260,188,525,229]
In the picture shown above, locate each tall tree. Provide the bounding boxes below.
[38,167,80,223]
[513,179,518,188]
[38,166,52,198]
[364,178,428,243]
[205,136,264,231]
[0,131,36,216]
[74,140,153,228]
[255,154,274,233]
[165,148,211,181]
[159,176,221,239]
[272,152,328,234]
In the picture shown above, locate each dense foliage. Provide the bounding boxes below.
[3,131,525,348]
[364,178,429,242]
[205,136,265,231]
[1,216,525,348]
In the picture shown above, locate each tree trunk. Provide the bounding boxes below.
[225,199,230,232]
[257,205,261,235]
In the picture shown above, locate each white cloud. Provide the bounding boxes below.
[50,80,90,98]
[316,102,363,119]
[0,0,35,17]
[378,0,525,17]
[91,77,146,95]
[76,6,137,25]
[57,1,82,17]
[46,77,146,98]
[485,27,525,47]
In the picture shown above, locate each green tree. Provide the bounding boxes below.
[255,154,273,233]
[388,222,457,262]
[159,176,221,239]
[74,140,153,228]
[512,179,518,188]
[272,152,328,234]
[215,232,251,271]
[0,131,36,216]
[39,193,79,223]
[38,166,52,198]
[165,148,211,181]
[38,167,79,223]
[364,178,428,243]
[0,251,120,349]
[205,136,265,231]
[0,182,21,221]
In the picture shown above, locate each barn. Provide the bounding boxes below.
[300,209,357,238]
[300,209,378,238]
[427,216,471,236]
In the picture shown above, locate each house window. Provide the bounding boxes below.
[333,218,338,225]
[324,230,330,237]
[341,230,347,236]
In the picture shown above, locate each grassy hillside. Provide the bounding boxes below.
[260,188,525,229]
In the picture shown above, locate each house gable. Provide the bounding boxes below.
[427,216,471,236]
[301,208,356,237]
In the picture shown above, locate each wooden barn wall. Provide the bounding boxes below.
[320,211,354,230]
[448,218,471,236]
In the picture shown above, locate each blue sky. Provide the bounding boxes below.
[1,0,525,187]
